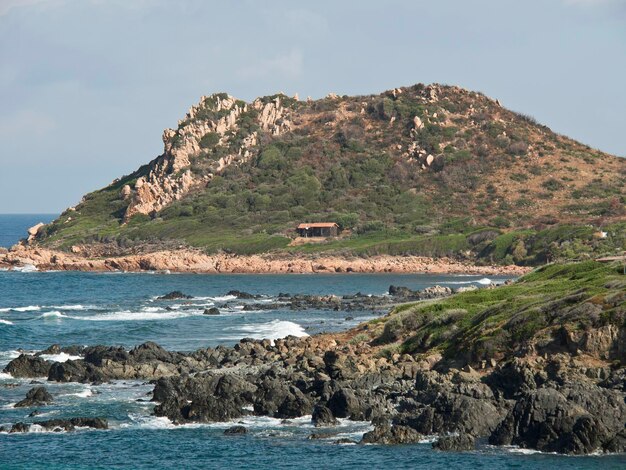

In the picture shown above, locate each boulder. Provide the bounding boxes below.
[361,424,421,445]
[157,291,192,300]
[489,384,626,454]
[14,386,53,408]
[4,354,51,378]
[433,434,476,451]
[9,417,107,433]
[224,425,247,435]
[312,404,338,427]
[204,307,220,315]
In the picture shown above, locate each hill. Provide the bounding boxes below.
[32,84,626,265]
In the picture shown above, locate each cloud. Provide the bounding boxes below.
[237,49,304,80]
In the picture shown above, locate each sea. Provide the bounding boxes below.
[0,215,623,469]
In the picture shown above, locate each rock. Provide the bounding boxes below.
[413,116,424,130]
[157,291,192,300]
[433,434,476,451]
[120,184,132,199]
[312,404,338,427]
[226,290,257,299]
[27,222,45,241]
[4,355,51,378]
[335,438,357,445]
[361,424,421,445]
[204,307,220,315]
[489,384,626,454]
[328,388,361,418]
[224,425,247,435]
[10,417,107,433]
[14,386,53,408]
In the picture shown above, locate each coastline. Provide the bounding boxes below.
[0,245,531,275]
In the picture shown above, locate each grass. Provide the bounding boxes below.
[367,261,626,363]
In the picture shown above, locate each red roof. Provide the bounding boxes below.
[297,222,338,229]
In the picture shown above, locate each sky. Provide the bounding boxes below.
[0,0,625,213]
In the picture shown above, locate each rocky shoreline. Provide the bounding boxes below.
[0,245,530,275]
[3,269,625,455]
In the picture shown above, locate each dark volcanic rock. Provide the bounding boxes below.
[361,423,421,445]
[227,290,258,299]
[433,434,476,451]
[152,374,255,423]
[204,307,220,315]
[224,425,247,435]
[489,384,626,454]
[157,291,192,300]
[9,417,107,433]
[312,404,338,427]
[328,388,364,419]
[4,355,51,378]
[14,386,53,408]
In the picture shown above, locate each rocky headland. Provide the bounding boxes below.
[3,261,625,454]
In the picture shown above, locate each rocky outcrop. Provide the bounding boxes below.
[14,386,53,408]
[5,418,108,433]
[433,434,476,451]
[4,354,51,378]
[122,93,292,222]
[3,327,625,455]
[361,423,422,445]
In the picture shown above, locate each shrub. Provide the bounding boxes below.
[542,178,564,191]
[199,132,220,149]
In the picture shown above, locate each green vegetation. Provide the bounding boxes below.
[370,261,626,362]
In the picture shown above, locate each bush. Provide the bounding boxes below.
[199,132,220,149]
[542,178,564,191]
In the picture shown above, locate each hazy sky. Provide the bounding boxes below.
[1,0,625,213]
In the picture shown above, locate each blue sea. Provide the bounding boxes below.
[0,214,57,248]
[0,216,623,469]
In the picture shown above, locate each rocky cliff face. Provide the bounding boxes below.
[122,93,292,221]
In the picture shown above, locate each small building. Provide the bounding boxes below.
[296,222,339,238]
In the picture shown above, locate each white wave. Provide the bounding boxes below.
[0,372,14,379]
[39,352,82,363]
[49,304,96,311]
[39,311,68,319]
[6,305,42,312]
[225,320,308,344]
[70,309,203,322]
[440,277,494,286]
[13,264,38,273]
[119,415,176,430]
[502,446,543,455]
[208,295,237,302]
[0,319,13,325]
[71,387,93,398]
